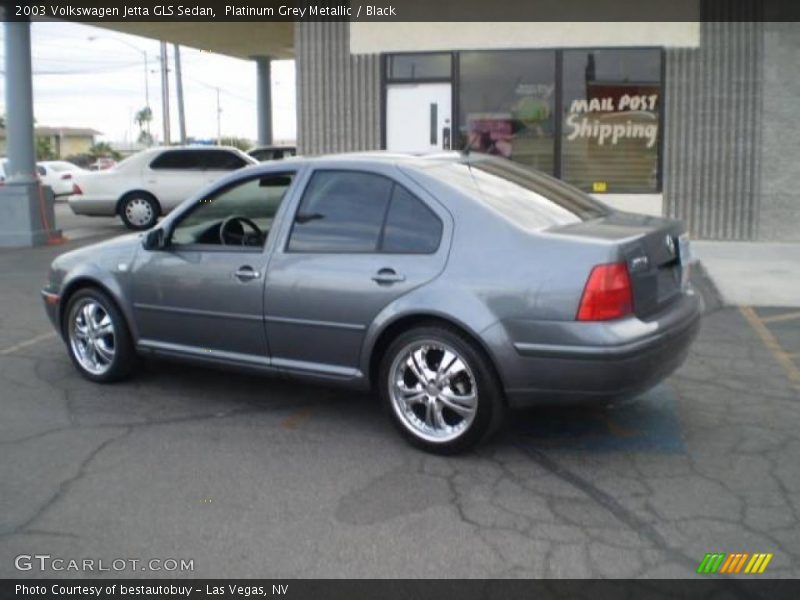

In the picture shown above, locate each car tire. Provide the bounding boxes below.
[119,192,159,230]
[63,288,138,383]
[378,324,505,454]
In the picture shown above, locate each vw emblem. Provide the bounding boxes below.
[665,235,676,256]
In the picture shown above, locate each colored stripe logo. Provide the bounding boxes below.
[697,553,773,574]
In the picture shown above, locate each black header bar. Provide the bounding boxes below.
[2,0,800,22]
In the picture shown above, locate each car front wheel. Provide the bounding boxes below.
[64,288,137,383]
[379,325,505,454]
[120,193,159,230]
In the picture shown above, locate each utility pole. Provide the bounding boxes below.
[173,43,186,143]
[159,41,171,145]
[216,87,222,145]
[143,52,151,136]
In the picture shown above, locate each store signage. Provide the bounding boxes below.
[565,94,659,148]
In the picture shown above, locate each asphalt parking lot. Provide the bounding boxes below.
[1,211,799,579]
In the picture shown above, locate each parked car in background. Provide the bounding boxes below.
[37,161,87,197]
[44,152,701,453]
[0,158,7,184]
[247,145,296,162]
[68,146,258,230]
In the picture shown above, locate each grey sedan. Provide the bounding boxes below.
[42,153,701,453]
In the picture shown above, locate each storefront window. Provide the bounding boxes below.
[561,49,662,193]
[459,51,556,174]
[388,53,451,80]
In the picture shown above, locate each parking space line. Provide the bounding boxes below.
[0,332,58,356]
[740,306,800,391]
[760,310,800,324]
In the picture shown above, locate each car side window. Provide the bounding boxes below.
[36,165,46,176]
[288,171,393,253]
[170,173,294,248]
[382,185,442,254]
[197,150,248,170]
[149,150,199,170]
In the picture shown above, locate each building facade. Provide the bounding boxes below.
[0,126,99,159]
[294,17,799,242]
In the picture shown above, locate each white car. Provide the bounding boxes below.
[0,158,7,184]
[68,146,257,230]
[37,161,87,197]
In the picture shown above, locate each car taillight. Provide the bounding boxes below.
[71,183,83,195]
[60,173,72,180]
[576,262,633,321]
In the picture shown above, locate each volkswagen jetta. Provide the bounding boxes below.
[43,153,701,453]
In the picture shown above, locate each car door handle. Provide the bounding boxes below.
[372,268,406,285]
[234,266,261,282]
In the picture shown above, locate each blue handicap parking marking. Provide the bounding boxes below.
[511,383,685,453]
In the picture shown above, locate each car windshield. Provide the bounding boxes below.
[432,156,610,231]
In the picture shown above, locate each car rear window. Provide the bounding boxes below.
[196,150,249,170]
[432,157,610,231]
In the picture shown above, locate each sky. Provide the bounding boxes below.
[0,21,296,146]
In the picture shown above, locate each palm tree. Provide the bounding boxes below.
[134,107,153,146]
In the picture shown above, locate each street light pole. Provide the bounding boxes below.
[173,44,186,144]
[160,41,171,145]
[216,87,222,146]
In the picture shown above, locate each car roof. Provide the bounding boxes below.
[290,150,475,170]
[147,145,247,153]
[233,151,507,178]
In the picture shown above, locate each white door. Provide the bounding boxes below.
[387,83,452,153]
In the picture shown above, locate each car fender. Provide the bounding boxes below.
[58,263,139,341]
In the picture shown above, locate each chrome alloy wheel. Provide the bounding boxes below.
[388,341,478,443]
[69,299,116,376]
[124,197,154,228]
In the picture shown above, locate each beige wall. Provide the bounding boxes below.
[350,22,700,54]
[57,136,94,158]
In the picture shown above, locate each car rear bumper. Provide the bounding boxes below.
[68,195,117,216]
[489,291,702,407]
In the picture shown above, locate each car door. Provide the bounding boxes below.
[263,168,450,378]
[131,171,297,365]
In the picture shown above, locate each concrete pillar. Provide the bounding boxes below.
[0,20,59,247]
[255,56,273,146]
[4,21,36,183]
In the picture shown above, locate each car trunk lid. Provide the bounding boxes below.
[549,212,689,318]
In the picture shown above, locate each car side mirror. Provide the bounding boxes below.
[142,228,168,251]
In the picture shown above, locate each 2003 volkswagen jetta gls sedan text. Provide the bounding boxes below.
[42,153,701,453]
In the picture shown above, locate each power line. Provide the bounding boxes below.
[182,74,255,104]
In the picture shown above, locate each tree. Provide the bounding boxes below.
[134,107,153,146]
[219,136,254,152]
[89,142,122,161]
[36,136,57,161]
